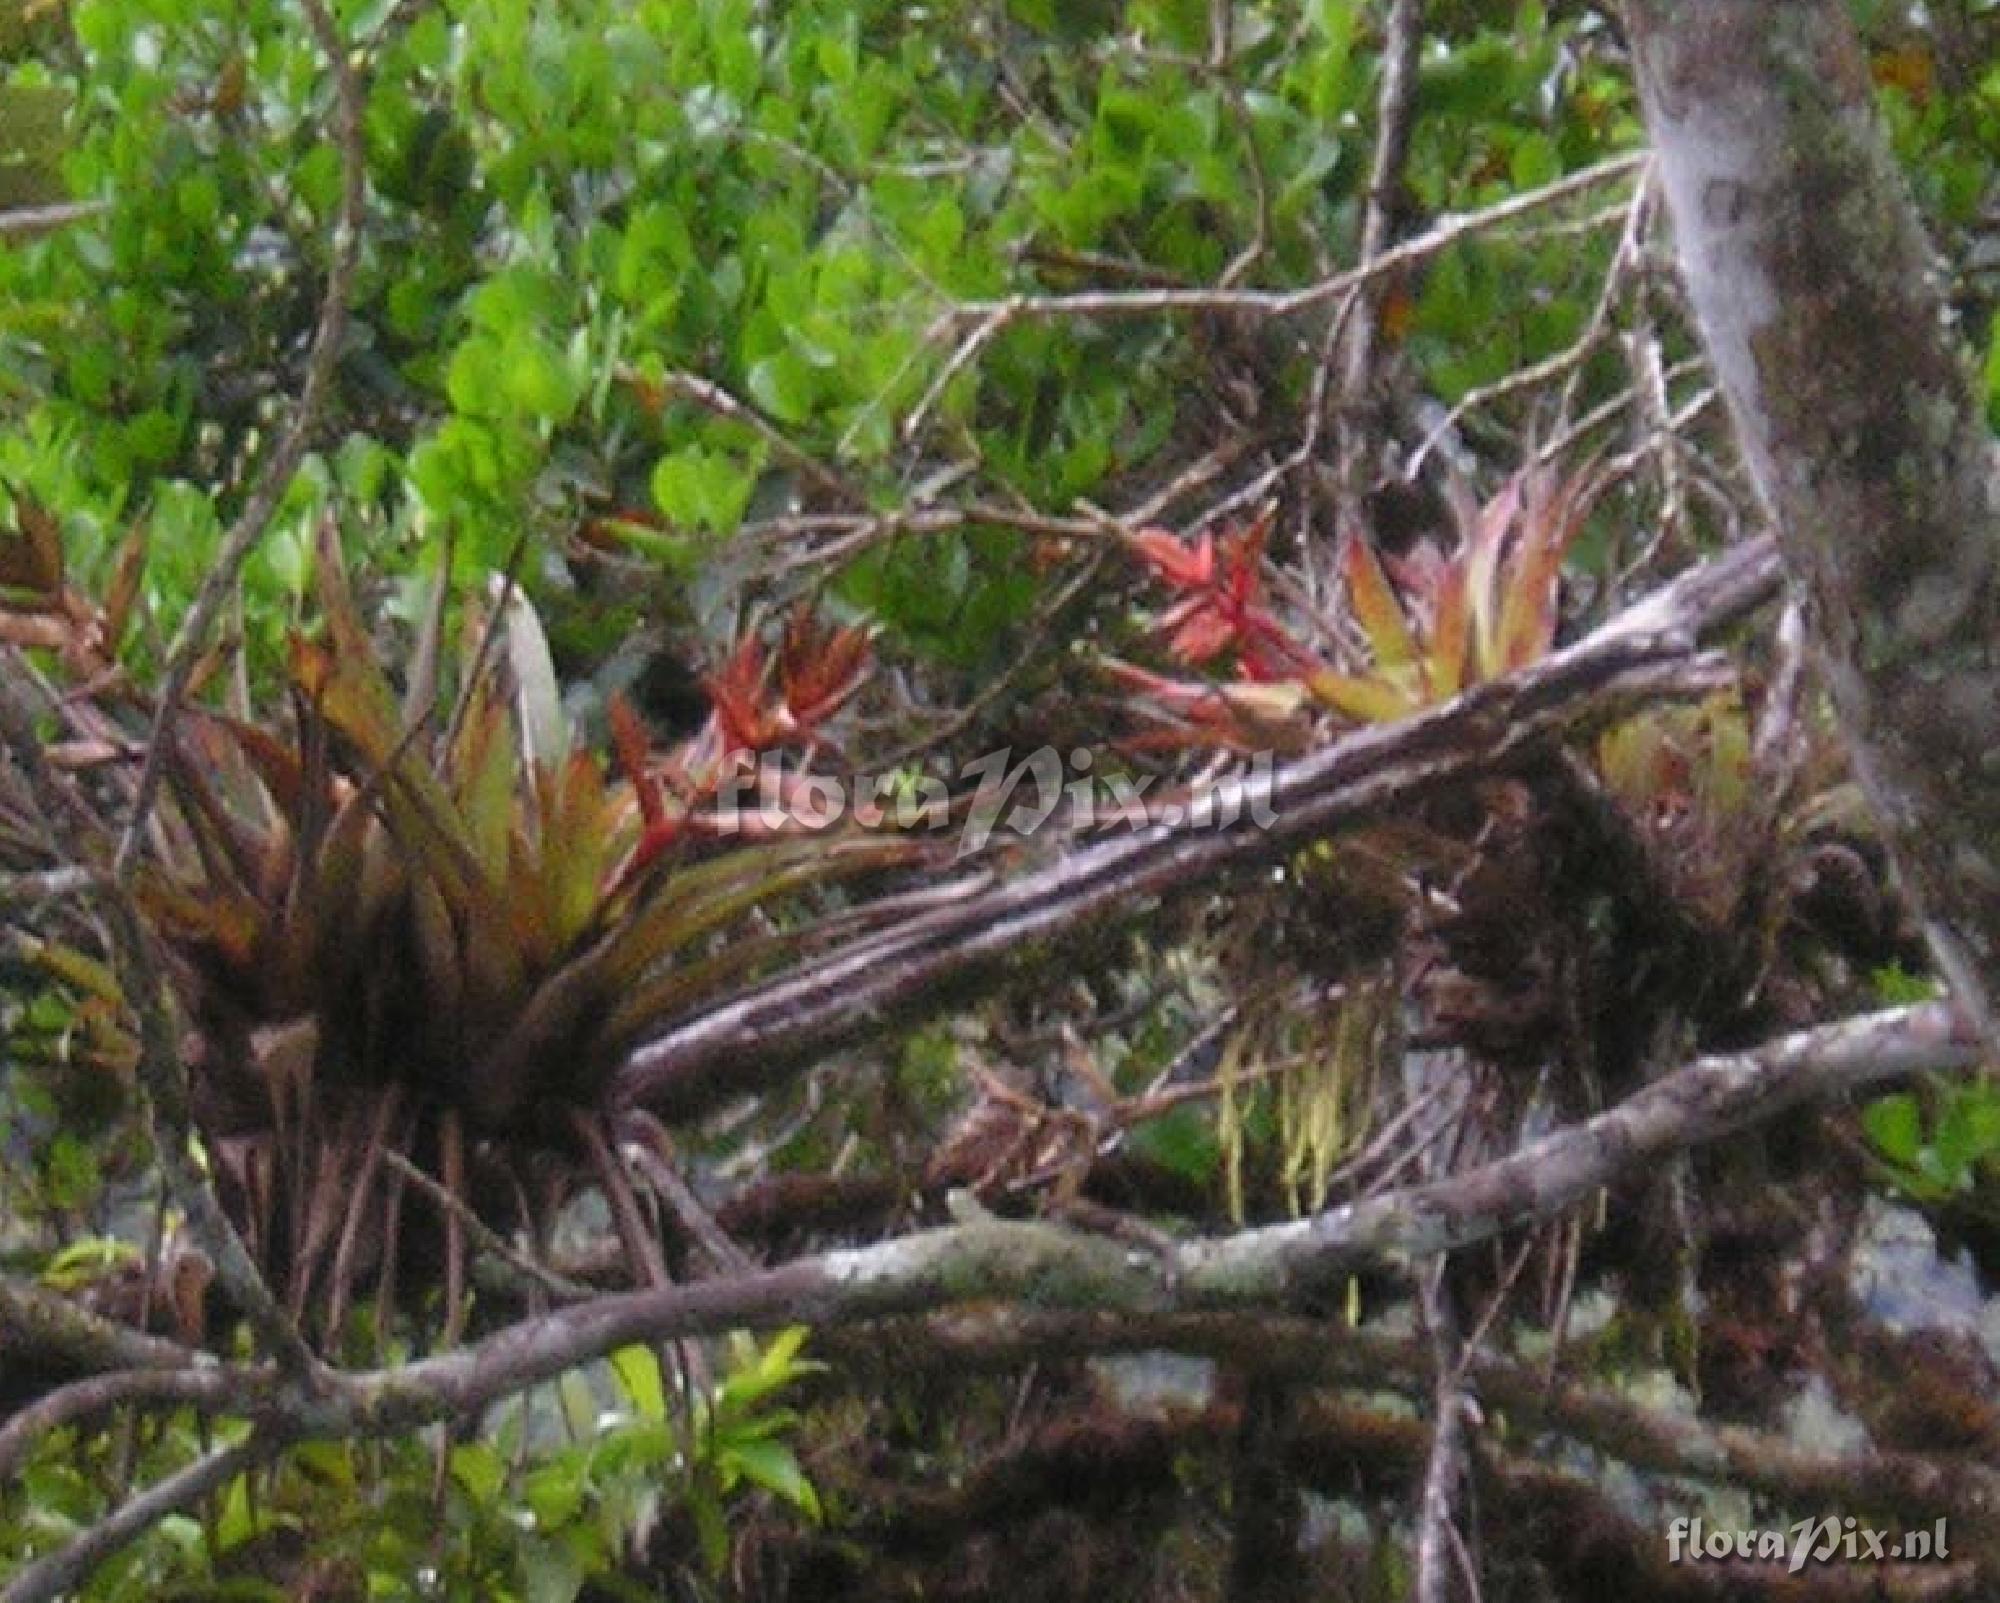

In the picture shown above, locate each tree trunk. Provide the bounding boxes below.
[1625,0,2000,1048]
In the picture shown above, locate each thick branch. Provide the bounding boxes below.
[1627,0,2000,1049]
[0,1368,239,1483]
[827,1307,2000,1544]
[7,999,1974,1594]
[0,1272,200,1380]
[282,1003,1996,1415]
[614,535,1782,1119]
[1177,1000,1975,1297]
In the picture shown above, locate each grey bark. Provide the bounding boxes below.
[1626,0,2000,1048]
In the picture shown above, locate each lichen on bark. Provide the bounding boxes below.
[1626,0,2000,1046]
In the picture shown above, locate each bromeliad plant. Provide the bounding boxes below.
[1103,458,1867,1208]
[1096,464,1605,1215]
[118,518,931,1345]
[1109,462,1601,748]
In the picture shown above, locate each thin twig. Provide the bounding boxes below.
[1556,169,1658,427]
[1408,168,1654,481]
[114,0,366,877]
[1415,1268,1473,1603]
[867,548,1107,770]
[376,1150,594,1304]
[1334,0,1425,500]
[0,199,110,239]
[924,153,1645,338]
[647,369,864,507]
[0,1436,280,1603]
[900,303,1008,444]
[620,1113,758,1276]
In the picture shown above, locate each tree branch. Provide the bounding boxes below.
[1335,0,1424,474]
[0,1437,279,1603]
[253,1003,2000,1407]
[826,1305,2000,1546]
[1177,999,1974,1296]
[1628,0,2000,1050]
[0,1368,243,1483]
[614,534,1782,1119]
[6,998,1975,1593]
[0,1271,200,1380]
[925,151,1645,337]
[113,0,367,877]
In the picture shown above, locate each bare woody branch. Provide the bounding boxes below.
[613,534,1783,1119]
[3,996,1977,1596]
[1628,0,2000,1051]
[923,151,1646,337]
[113,0,367,877]
[1334,0,1425,505]
[0,1272,200,1381]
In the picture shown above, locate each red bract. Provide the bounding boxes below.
[1156,590,1241,664]
[1128,526,1220,590]
[777,606,872,735]
[606,693,690,882]
[1127,507,1309,672]
[1132,512,1324,686]
[696,611,874,763]
[606,608,877,887]
[705,635,788,755]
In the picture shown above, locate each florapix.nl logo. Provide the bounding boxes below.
[709,747,1279,854]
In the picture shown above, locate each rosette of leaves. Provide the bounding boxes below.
[1104,460,1868,1192]
[130,520,929,1345]
[1107,464,1603,987]
[1107,462,1599,747]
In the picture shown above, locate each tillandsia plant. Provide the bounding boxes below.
[7,503,936,1348]
[1107,460,1602,750]
[1102,459,1881,1212]
[1097,465,1605,1217]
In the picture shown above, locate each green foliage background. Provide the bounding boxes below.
[0,0,1667,666]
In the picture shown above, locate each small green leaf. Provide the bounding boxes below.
[524,1456,588,1528]
[1862,1092,1922,1166]
[451,1440,508,1505]
[1932,1084,2000,1184]
[745,349,816,424]
[608,1344,667,1424]
[519,1533,586,1603]
[1509,131,1560,189]
[721,1438,821,1519]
